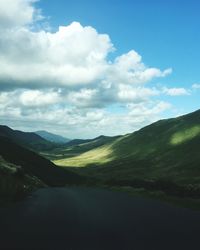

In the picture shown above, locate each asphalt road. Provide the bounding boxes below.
[0,187,200,250]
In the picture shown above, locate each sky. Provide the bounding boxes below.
[0,0,199,138]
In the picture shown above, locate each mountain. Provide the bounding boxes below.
[0,125,54,151]
[35,130,70,144]
[0,136,84,187]
[2,109,200,199]
[54,109,200,193]
[43,135,121,161]
[64,135,119,147]
[65,138,93,147]
[0,154,46,202]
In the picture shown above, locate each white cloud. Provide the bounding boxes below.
[192,83,200,89]
[0,23,171,89]
[107,51,172,86]
[0,21,113,88]
[162,87,190,96]
[0,0,170,90]
[127,101,171,117]
[66,89,98,108]
[0,0,177,137]
[0,0,42,29]
[0,94,171,138]
[19,90,60,107]
[0,0,35,28]
[117,85,159,102]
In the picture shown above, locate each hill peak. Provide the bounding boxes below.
[35,130,70,144]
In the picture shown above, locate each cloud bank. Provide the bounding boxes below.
[0,0,188,138]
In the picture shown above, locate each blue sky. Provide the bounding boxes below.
[0,0,199,138]
[37,0,200,113]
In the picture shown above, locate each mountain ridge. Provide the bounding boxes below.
[0,125,54,151]
[35,130,70,144]
[0,136,84,186]
[54,109,200,186]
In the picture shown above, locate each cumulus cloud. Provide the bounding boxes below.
[0,0,171,90]
[192,83,200,89]
[0,89,171,138]
[0,0,42,29]
[162,87,190,96]
[117,85,159,102]
[0,22,171,89]
[0,0,177,137]
[19,90,60,107]
[0,22,113,88]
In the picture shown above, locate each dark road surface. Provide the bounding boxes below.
[0,187,200,250]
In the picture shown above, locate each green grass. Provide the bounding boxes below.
[41,135,119,162]
[170,125,200,145]
[1,109,200,207]
[0,136,86,187]
[51,109,200,188]
[54,144,115,167]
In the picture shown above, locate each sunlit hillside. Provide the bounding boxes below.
[54,110,200,185]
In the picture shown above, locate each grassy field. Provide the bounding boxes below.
[42,135,119,162]
[48,109,200,198]
[54,143,115,167]
[1,110,200,206]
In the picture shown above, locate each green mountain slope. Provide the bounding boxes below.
[0,136,84,187]
[35,130,70,144]
[55,109,200,186]
[65,138,93,147]
[62,135,119,148]
[0,156,44,202]
[0,125,54,151]
[43,135,121,161]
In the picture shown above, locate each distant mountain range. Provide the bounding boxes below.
[0,136,83,186]
[35,130,71,144]
[43,135,121,161]
[65,135,120,148]
[0,125,54,151]
[1,109,200,199]
[54,109,200,195]
[0,126,85,200]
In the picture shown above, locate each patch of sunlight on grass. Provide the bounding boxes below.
[170,126,200,145]
[54,145,114,167]
[0,156,18,174]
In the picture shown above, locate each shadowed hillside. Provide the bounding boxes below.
[0,125,56,151]
[35,130,70,144]
[0,156,44,202]
[42,135,121,160]
[54,109,200,187]
[0,136,84,187]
